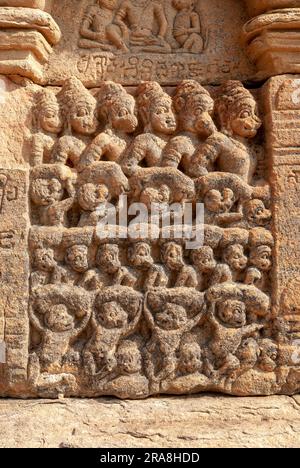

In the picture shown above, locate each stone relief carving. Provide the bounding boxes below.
[79,0,204,55]
[21,74,300,399]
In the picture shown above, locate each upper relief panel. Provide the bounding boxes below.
[43,0,255,86]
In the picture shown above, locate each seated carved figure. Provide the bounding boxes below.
[121,82,177,176]
[161,80,216,175]
[191,81,262,182]
[206,282,270,387]
[196,172,253,227]
[144,288,205,392]
[102,340,149,398]
[162,242,198,289]
[31,248,66,290]
[113,0,171,53]
[31,89,62,166]
[84,286,142,381]
[129,166,195,208]
[128,241,168,291]
[172,0,204,54]
[77,161,129,227]
[79,0,129,53]
[30,164,76,227]
[84,243,136,291]
[78,82,137,171]
[191,246,232,291]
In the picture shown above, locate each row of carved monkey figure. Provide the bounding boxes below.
[28,282,277,395]
[30,227,273,294]
[31,77,262,183]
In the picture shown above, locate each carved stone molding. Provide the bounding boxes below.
[243,2,300,78]
[0,1,60,82]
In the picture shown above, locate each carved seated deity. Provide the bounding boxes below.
[114,0,171,53]
[172,0,204,54]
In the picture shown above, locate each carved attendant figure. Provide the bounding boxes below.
[128,241,168,291]
[172,0,204,54]
[161,80,216,175]
[114,0,171,53]
[191,81,262,182]
[79,0,129,53]
[121,82,177,176]
[79,82,138,170]
[31,89,62,166]
[162,242,198,288]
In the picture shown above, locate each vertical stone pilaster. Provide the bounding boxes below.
[0,169,29,394]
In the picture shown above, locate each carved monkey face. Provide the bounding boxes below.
[250,246,272,272]
[31,178,64,206]
[140,185,171,209]
[204,189,235,214]
[183,94,215,137]
[96,244,121,274]
[163,242,184,271]
[230,98,261,139]
[179,343,202,374]
[110,98,138,133]
[65,245,89,273]
[116,343,141,374]
[217,300,246,328]
[97,301,127,329]
[258,339,278,372]
[223,244,248,272]
[244,200,271,227]
[129,242,153,269]
[39,103,62,134]
[156,303,187,330]
[78,183,109,211]
[34,248,56,272]
[45,304,74,332]
[150,101,177,135]
[192,246,216,273]
[70,103,98,135]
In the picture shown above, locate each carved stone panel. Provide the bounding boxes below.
[0,72,297,399]
[0,2,299,400]
[31,0,256,86]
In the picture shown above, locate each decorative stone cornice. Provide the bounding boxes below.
[243,1,300,78]
[0,0,60,82]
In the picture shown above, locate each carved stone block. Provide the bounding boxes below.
[0,1,299,400]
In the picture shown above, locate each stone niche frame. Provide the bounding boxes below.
[0,1,300,399]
